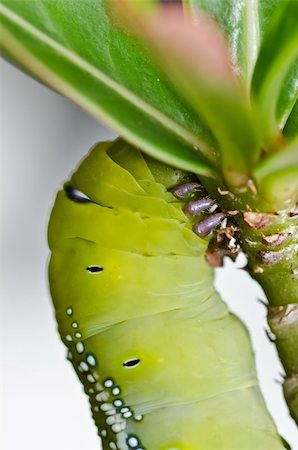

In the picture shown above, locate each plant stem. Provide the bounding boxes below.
[238,209,298,424]
[201,177,298,424]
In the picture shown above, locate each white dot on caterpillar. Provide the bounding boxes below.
[66,307,73,316]
[127,437,139,448]
[109,442,117,449]
[133,415,143,422]
[93,406,99,412]
[120,407,129,413]
[86,353,97,367]
[96,382,104,391]
[89,388,95,394]
[66,334,72,342]
[112,387,121,396]
[104,379,114,388]
[76,342,84,354]
[101,429,107,438]
[100,403,114,412]
[96,391,109,402]
[116,421,126,432]
[71,322,78,329]
[87,374,96,383]
[106,416,115,425]
[79,361,89,372]
[113,399,123,407]
[106,413,122,425]
[67,351,73,361]
[106,408,117,416]
[122,411,132,419]
[75,332,82,339]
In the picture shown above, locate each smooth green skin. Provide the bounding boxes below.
[48,141,285,449]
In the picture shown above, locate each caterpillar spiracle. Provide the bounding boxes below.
[48,139,285,450]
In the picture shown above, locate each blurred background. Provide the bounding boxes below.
[1,59,297,450]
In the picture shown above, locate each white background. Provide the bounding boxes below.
[1,60,297,450]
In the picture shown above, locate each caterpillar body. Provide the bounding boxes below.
[48,140,284,449]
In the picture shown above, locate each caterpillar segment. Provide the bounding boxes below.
[48,140,286,449]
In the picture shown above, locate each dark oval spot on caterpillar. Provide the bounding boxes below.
[65,185,91,203]
[123,358,141,368]
[86,265,103,273]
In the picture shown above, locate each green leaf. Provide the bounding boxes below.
[184,0,282,86]
[276,58,298,129]
[186,1,298,150]
[253,137,298,210]
[283,99,298,142]
[123,4,260,188]
[0,0,217,177]
[180,82,260,188]
[251,1,298,150]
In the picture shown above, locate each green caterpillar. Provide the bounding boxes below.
[48,140,285,450]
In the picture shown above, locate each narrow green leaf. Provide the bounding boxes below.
[276,59,298,129]
[123,4,260,188]
[0,0,217,177]
[253,137,298,210]
[251,1,298,149]
[283,99,298,142]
